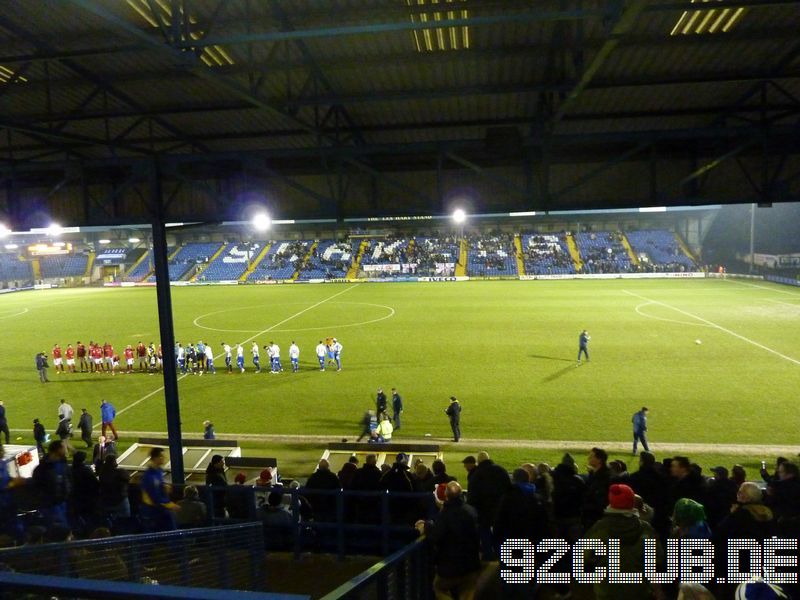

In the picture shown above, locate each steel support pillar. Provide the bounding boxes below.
[149,161,185,484]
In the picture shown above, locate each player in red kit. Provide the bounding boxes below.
[136,341,147,372]
[65,344,75,373]
[92,343,104,373]
[124,345,135,374]
[52,344,64,374]
[76,341,87,372]
[103,342,114,374]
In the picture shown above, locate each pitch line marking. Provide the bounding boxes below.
[192,301,395,334]
[624,289,800,366]
[634,301,713,328]
[723,278,800,297]
[765,298,800,309]
[110,284,361,421]
[0,307,29,319]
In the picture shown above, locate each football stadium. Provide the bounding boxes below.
[1,2,800,599]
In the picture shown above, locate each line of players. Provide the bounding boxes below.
[49,341,162,375]
[49,336,343,377]
[176,337,343,375]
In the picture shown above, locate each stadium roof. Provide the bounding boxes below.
[0,0,799,224]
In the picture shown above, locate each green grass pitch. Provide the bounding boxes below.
[1,278,798,467]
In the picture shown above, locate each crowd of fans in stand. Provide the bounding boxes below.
[578,231,636,274]
[265,241,308,270]
[296,242,351,277]
[468,233,516,270]
[3,440,799,598]
[525,234,574,271]
[409,237,459,276]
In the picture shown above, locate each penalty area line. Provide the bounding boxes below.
[623,289,800,367]
[107,284,361,423]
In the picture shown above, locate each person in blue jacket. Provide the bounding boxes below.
[577,330,590,364]
[140,447,179,532]
[632,407,649,455]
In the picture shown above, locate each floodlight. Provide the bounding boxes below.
[0,224,9,239]
[46,223,63,236]
[252,212,272,231]
[98,239,111,244]
[128,237,141,244]
[452,208,467,224]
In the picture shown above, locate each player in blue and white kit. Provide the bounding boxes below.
[236,344,245,373]
[176,343,185,374]
[269,342,282,373]
[204,345,216,374]
[332,338,343,372]
[315,341,327,371]
[289,342,300,373]
[251,342,261,373]
[221,342,232,373]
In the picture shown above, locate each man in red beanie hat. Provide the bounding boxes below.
[581,484,664,600]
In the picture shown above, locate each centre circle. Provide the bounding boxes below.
[192,301,395,334]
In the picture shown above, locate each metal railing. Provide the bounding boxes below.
[319,537,434,600]
[0,522,265,591]
[209,485,438,559]
[0,571,309,600]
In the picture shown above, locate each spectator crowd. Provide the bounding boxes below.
[3,439,799,599]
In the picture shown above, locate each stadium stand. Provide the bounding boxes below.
[146,242,222,282]
[626,229,697,271]
[358,237,411,278]
[411,237,460,277]
[575,231,634,273]
[247,240,310,281]
[39,254,88,279]
[522,233,576,275]
[361,238,410,266]
[466,233,518,277]
[296,240,351,280]
[0,252,33,285]
[198,243,263,281]
[123,250,153,282]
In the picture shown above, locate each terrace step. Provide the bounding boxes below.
[346,240,369,279]
[293,241,318,281]
[674,231,697,262]
[513,234,525,276]
[83,252,95,279]
[620,233,640,266]
[124,250,149,281]
[31,258,41,280]
[565,233,583,271]
[190,243,226,282]
[455,239,468,277]
[240,242,271,281]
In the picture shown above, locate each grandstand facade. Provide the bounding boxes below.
[0,216,710,289]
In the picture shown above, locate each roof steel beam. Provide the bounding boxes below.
[0,118,154,154]
[4,21,800,66]
[551,0,648,125]
[68,0,438,205]
[0,15,208,153]
[269,0,365,144]
[173,8,614,48]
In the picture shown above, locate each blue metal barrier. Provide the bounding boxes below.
[0,522,265,591]
[210,485,438,560]
[318,537,434,600]
[0,571,309,599]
